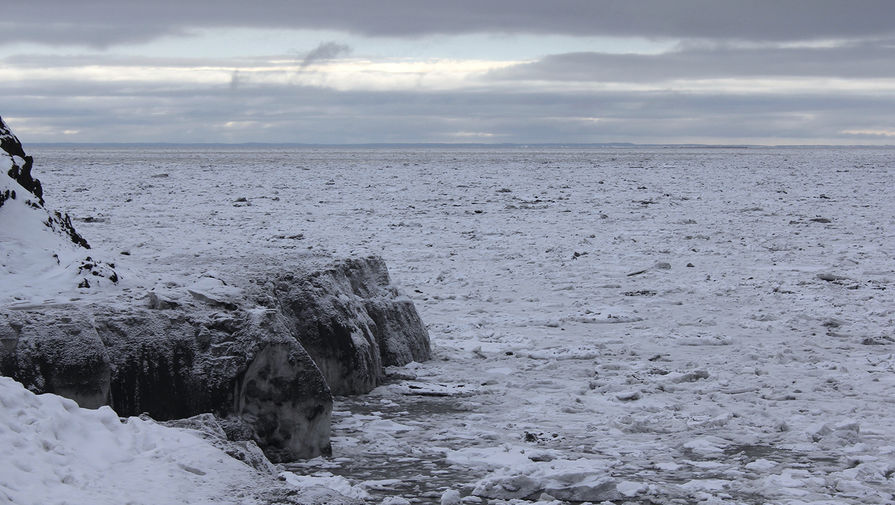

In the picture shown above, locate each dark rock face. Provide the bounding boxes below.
[272,256,431,395]
[1,115,43,205]
[274,271,383,396]
[366,296,431,367]
[237,342,332,461]
[1,256,430,462]
[7,160,42,205]
[0,115,28,160]
[0,302,333,462]
[0,311,111,409]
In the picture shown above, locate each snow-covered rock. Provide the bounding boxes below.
[162,413,278,475]
[2,255,430,461]
[0,310,111,409]
[1,115,119,298]
[1,116,431,463]
[2,277,333,461]
[1,115,40,202]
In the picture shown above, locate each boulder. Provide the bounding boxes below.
[0,310,111,409]
[366,294,431,367]
[271,256,431,395]
[1,298,333,462]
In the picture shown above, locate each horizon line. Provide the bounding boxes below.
[25,141,895,149]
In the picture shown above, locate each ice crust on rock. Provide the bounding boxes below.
[273,257,431,395]
[1,293,333,460]
[2,255,430,462]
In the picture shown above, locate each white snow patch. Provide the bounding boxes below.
[279,471,371,499]
[0,377,268,505]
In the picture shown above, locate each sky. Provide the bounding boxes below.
[2,1,895,145]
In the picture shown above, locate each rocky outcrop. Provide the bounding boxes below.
[1,115,431,463]
[1,115,42,204]
[1,256,430,461]
[0,301,332,461]
[0,311,111,409]
[1,116,115,294]
[271,257,430,395]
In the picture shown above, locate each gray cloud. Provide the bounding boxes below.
[491,41,895,81]
[5,2,894,145]
[0,20,190,49]
[4,73,894,144]
[3,1,895,47]
[1,53,274,69]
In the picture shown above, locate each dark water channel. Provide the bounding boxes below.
[286,393,487,504]
[286,391,855,505]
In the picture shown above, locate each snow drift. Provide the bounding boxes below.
[0,376,368,505]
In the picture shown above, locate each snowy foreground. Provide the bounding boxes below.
[0,375,370,505]
[12,146,895,504]
[0,376,262,505]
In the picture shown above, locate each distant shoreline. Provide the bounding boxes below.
[27,142,895,149]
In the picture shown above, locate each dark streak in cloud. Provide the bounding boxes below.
[2,1,895,47]
[300,42,352,69]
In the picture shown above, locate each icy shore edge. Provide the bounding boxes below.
[1,255,431,461]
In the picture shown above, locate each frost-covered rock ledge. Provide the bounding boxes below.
[1,255,430,461]
[0,116,430,464]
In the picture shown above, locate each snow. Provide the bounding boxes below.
[1,156,122,306]
[0,377,248,504]
[440,488,461,505]
[7,145,895,503]
[0,376,369,504]
[279,471,371,500]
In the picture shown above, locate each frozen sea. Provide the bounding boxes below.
[30,146,895,504]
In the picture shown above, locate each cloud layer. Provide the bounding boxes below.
[2,2,895,144]
[4,1,895,47]
[492,42,895,81]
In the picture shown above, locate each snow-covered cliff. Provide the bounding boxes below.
[1,115,119,302]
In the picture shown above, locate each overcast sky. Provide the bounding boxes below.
[2,1,895,144]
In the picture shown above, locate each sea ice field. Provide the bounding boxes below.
[19,146,895,503]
